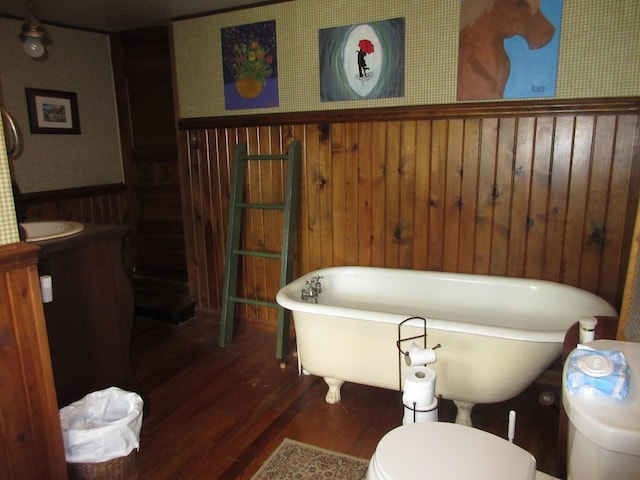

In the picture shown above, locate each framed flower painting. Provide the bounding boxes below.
[221,20,279,110]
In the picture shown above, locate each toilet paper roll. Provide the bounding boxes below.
[402,396,438,424]
[40,275,53,303]
[402,366,436,407]
[404,346,437,366]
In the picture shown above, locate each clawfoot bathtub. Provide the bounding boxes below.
[276,267,616,425]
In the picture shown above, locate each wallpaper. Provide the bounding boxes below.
[172,0,640,119]
[0,121,19,246]
[0,18,123,194]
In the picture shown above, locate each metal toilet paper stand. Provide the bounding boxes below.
[397,316,442,423]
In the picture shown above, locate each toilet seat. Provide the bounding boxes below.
[367,422,537,480]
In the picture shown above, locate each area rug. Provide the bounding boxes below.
[251,438,370,480]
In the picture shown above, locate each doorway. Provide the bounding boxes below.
[111,26,194,323]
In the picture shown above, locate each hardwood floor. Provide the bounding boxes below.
[131,316,563,479]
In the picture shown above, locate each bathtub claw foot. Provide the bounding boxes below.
[454,401,475,426]
[324,377,344,404]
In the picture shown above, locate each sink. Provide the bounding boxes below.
[20,221,85,242]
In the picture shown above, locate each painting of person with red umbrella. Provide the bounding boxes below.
[357,39,374,77]
[319,17,404,102]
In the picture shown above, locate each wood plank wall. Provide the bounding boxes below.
[179,98,640,331]
[21,183,131,270]
[22,183,128,226]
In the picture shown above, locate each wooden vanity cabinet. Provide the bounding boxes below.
[36,223,138,408]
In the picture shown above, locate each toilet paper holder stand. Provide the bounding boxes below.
[397,316,442,422]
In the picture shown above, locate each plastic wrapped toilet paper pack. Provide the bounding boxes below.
[565,345,630,399]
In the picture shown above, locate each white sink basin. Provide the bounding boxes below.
[20,221,85,242]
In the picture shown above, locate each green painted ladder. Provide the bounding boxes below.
[219,140,301,359]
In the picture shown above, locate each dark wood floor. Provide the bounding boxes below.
[131,315,563,479]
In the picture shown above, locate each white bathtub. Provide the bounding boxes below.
[276,266,617,425]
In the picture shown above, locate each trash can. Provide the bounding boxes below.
[59,387,144,480]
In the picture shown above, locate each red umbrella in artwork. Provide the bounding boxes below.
[358,39,374,54]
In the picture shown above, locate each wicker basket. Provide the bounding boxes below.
[67,449,138,480]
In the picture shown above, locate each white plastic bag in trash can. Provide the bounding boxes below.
[59,387,144,463]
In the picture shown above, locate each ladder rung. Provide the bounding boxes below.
[236,203,285,210]
[232,249,281,259]
[243,154,288,160]
[229,296,278,308]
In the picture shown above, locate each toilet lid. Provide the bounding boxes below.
[374,422,536,480]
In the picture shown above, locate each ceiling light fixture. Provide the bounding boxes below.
[20,1,48,59]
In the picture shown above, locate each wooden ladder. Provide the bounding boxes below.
[219,140,301,359]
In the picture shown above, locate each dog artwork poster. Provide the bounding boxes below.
[319,18,405,102]
[457,0,563,100]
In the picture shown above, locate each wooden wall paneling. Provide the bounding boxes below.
[458,119,480,274]
[214,128,234,311]
[431,119,449,272]
[370,122,388,267]
[251,127,276,324]
[399,121,417,269]
[508,117,535,278]
[563,115,594,287]
[582,116,616,294]
[264,127,286,325]
[357,122,374,266]
[241,127,257,320]
[303,124,322,273]
[300,125,321,277]
[241,127,263,323]
[412,120,431,270]
[179,131,198,306]
[208,129,223,311]
[23,187,127,226]
[384,121,402,268]
[187,130,212,313]
[206,128,224,312]
[526,117,554,278]
[329,123,346,266]
[475,118,498,274]
[344,123,360,267]
[177,100,640,333]
[602,115,639,305]
[443,119,464,273]
[318,124,334,268]
[492,117,516,276]
[545,116,574,282]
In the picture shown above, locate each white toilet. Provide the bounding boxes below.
[367,421,557,480]
[367,339,640,480]
[562,339,640,480]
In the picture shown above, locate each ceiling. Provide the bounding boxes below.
[0,0,275,32]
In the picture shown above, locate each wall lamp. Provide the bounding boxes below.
[20,1,48,58]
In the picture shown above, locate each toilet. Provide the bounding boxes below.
[367,421,554,480]
[562,339,640,480]
[368,339,640,480]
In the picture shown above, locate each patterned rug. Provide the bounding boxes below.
[251,438,370,480]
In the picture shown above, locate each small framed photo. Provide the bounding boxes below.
[25,88,81,134]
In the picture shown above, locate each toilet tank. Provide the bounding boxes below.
[562,340,640,480]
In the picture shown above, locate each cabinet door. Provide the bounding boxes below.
[39,234,136,408]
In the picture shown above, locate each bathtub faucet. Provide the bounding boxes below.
[301,275,323,303]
